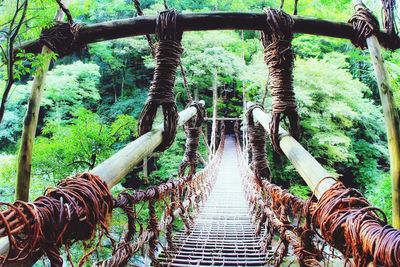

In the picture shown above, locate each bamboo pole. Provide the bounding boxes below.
[247,102,336,199]
[354,0,400,229]
[14,13,400,56]
[15,1,70,202]
[366,34,400,229]
[0,101,204,263]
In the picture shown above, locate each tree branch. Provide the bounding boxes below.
[0,0,28,124]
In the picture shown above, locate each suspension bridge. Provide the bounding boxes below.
[0,1,399,266]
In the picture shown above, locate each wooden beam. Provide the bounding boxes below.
[15,0,70,202]
[15,12,400,56]
[0,101,204,263]
[247,102,336,199]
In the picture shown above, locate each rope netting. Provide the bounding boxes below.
[95,132,224,267]
[235,130,322,267]
[235,122,400,267]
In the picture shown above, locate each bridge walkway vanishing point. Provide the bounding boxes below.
[159,135,274,267]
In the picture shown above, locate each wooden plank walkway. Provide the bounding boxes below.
[159,136,272,266]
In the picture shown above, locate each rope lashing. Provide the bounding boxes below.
[39,1,82,57]
[40,22,83,57]
[261,8,301,153]
[178,102,204,178]
[138,10,183,152]
[311,182,400,267]
[0,172,112,267]
[246,104,271,185]
[348,3,380,49]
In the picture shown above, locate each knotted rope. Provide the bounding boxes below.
[246,104,271,185]
[0,172,113,267]
[348,3,379,49]
[138,10,183,152]
[261,8,301,153]
[311,182,400,267]
[40,22,82,57]
[178,102,204,178]
[39,1,82,57]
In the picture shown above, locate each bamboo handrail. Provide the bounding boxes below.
[246,102,336,198]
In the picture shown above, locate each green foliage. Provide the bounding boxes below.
[30,108,137,199]
[367,173,393,223]
[0,155,16,202]
[0,61,101,148]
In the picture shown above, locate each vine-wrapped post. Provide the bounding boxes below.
[350,0,400,228]
[138,9,183,152]
[260,8,301,153]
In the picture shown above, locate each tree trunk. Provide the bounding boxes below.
[15,1,70,201]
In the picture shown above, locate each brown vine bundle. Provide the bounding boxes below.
[261,8,301,153]
[138,10,183,152]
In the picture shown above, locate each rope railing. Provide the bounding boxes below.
[234,131,323,266]
[96,132,224,267]
[245,104,400,267]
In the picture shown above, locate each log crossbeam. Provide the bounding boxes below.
[15,13,400,56]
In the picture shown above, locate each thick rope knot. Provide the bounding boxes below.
[0,172,112,266]
[178,102,204,178]
[246,104,271,185]
[348,3,379,49]
[261,8,301,153]
[40,22,83,57]
[139,10,183,152]
[311,182,400,267]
